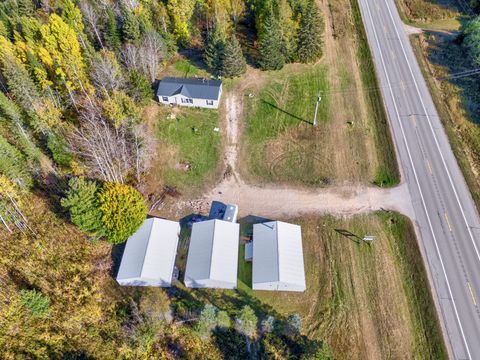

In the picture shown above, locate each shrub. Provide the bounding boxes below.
[20,289,50,317]
[47,132,73,167]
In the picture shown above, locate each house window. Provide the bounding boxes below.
[162,96,169,102]
[206,100,214,106]
[181,98,193,104]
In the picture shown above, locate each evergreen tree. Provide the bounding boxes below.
[105,8,121,51]
[61,177,105,237]
[276,0,297,61]
[122,10,141,44]
[17,0,35,16]
[221,34,246,78]
[204,21,226,74]
[462,16,480,66]
[97,182,146,244]
[258,8,285,71]
[195,304,218,339]
[47,132,73,167]
[235,305,257,338]
[297,1,323,63]
[0,133,31,187]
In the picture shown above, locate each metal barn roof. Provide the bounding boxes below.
[252,221,306,292]
[184,219,239,289]
[156,77,222,100]
[116,218,180,287]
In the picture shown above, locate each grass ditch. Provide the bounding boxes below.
[350,0,400,187]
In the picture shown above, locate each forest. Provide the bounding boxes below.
[0,0,330,358]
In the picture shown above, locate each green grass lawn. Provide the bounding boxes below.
[156,107,221,192]
[237,244,252,292]
[243,64,332,185]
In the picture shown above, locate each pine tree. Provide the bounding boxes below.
[17,0,35,16]
[221,34,246,78]
[258,8,285,71]
[204,21,226,74]
[0,134,31,187]
[61,177,105,237]
[122,10,141,44]
[297,1,323,63]
[105,8,121,51]
[276,0,297,61]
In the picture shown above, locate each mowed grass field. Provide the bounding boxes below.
[240,0,399,187]
[169,213,446,359]
[142,103,221,197]
[238,213,447,359]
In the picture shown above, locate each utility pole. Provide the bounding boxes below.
[313,92,321,127]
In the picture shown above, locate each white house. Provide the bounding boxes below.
[184,219,239,289]
[116,218,180,287]
[252,221,306,292]
[156,77,222,109]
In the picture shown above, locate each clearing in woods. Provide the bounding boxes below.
[240,0,399,187]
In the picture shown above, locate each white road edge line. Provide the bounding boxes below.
[362,1,472,358]
[384,0,480,281]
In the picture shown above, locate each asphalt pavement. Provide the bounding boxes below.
[358,0,480,358]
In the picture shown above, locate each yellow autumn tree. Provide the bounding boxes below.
[38,14,91,94]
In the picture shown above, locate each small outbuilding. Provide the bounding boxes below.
[252,221,306,292]
[184,219,239,289]
[156,77,222,109]
[116,218,180,287]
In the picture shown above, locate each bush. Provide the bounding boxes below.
[97,182,146,244]
[20,289,50,317]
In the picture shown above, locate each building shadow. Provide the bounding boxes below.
[110,242,127,278]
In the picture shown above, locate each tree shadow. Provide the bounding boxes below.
[261,99,313,125]
[212,328,250,360]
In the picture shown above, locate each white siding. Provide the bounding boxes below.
[157,92,220,109]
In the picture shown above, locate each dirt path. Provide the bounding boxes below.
[177,92,414,219]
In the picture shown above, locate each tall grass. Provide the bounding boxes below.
[350,0,401,187]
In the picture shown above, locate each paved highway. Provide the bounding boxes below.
[358,0,480,358]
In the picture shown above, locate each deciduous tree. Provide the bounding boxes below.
[97,181,146,244]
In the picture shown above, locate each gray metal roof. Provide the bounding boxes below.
[116,218,180,286]
[156,77,222,100]
[184,219,239,288]
[252,221,306,291]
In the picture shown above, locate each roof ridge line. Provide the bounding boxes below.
[207,220,216,281]
[139,218,155,277]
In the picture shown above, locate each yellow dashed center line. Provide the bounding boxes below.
[444,213,453,232]
[410,115,417,127]
[425,159,432,175]
[468,282,477,306]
